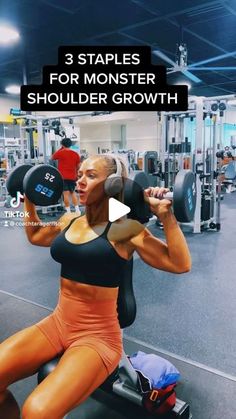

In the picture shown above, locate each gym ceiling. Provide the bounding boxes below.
[0,0,236,97]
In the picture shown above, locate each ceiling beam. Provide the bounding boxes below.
[78,1,221,44]
[38,0,74,15]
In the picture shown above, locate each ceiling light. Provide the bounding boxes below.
[176,82,191,90]
[0,24,20,44]
[5,84,21,95]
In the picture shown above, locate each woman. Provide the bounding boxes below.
[0,154,191,419]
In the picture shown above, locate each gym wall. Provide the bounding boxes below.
[80,124,116,155]
[79,112,159,154]
[126,117,159,152]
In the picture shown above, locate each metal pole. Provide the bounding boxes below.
[160,113,167,187]
[37,120,46,163]
[212,116,218,223]
[193,97,203,233]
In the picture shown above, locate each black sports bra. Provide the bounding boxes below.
[50,217,129,287]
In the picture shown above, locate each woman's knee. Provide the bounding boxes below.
[22,394,63,419]
[22,396,46,419]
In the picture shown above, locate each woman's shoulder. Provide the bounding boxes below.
[110,218,145,241]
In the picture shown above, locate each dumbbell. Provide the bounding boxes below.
[124,170,196,223]
[6,164,64,206]
[159,170,196,222]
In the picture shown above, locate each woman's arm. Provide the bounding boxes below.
[129,189,191,273]
[24,197,77,247]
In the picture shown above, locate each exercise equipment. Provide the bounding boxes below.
[37,259,191,418]
[104,156,123,197]
[143,151,158,187]
[124,171,150,224]
[125,170,196,223]
[7,164,196,222]
[0,177,7,206]
[170,170,196,222]
[6,164,64,206]
[6,164,33,198]
[134,151,158,187]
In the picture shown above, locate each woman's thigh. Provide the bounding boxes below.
[0,324,59,391]
[22,346,111,419]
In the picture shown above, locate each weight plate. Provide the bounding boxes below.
[173,170,196,222]
[6,164,33,198]
[23,164,64,206]
[124,170,150,224]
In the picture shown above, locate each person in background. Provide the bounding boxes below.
[222,147,235,166]
[51,138,81,214]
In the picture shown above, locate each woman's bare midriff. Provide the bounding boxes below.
[60,276,119,301]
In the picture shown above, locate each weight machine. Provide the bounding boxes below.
[9,113,85,216]
[158,95,236,233]
[135,151,158,186]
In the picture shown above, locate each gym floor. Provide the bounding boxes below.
[0,193,236,419]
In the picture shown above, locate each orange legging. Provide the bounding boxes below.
[36,290,123,375]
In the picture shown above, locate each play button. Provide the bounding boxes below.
[78,172,149,226]
[109,198,131,222]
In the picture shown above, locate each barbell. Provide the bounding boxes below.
[6,164,196,222]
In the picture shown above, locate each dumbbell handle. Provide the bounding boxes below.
[148,190,174,200]
[147,170,196,222]
[163,192,173,200]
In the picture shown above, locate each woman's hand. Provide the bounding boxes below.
[144,187,172,218]
[24,196,63,246]
[129,187,191,273]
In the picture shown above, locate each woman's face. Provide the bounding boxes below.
[77,157,108,205]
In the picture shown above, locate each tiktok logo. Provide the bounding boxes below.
[10,191,24,208]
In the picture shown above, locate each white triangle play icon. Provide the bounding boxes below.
[109,198,131,222]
